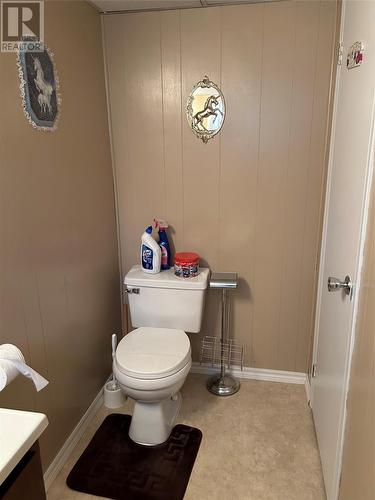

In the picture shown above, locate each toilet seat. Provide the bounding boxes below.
[113,361,191,393]
[115,327,191,380]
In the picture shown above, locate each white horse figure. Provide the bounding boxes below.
[193,95,223,132]
[38,93,52,115]
[33,57,53,116]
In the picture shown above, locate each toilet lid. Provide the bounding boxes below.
[115,327,191,379]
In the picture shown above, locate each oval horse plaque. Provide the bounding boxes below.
[186,76,225,143]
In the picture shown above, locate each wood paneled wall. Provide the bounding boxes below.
[104,0,337,372]
[0,1,121,468]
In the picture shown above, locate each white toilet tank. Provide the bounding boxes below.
[124,265,209,333]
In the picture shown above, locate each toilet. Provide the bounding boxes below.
[113,264,209,446]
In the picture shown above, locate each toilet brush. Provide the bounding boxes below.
[110,334,119,390]
[104,333,125,409]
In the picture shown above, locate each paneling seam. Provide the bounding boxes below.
[159,12,167,219]
[294,0,322,372]
[179,10,185,249]
[275,1,298,370]
[218,6,223,269]
[250,2,265,367]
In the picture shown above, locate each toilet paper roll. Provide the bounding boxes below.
[0,344,49,392]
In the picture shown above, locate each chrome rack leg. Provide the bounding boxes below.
[207,288,240,396]
[221,289,226,379]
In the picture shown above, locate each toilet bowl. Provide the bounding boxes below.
[113,326,192,445]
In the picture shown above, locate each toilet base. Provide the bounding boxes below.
[129,392,182,446]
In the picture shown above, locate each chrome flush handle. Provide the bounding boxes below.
[327,275,352,297]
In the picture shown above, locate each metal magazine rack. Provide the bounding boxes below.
[200,272,243,396]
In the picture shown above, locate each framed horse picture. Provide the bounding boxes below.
[186,76,225,143]
[17,45,60,131]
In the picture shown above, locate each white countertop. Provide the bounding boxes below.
[0,408,48,485]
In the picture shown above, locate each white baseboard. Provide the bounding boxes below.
[191,362,310,401]
[44,384,105,491]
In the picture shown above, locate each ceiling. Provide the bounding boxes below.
[90,0,274,13]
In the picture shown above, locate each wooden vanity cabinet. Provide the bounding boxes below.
[0,441,46,500]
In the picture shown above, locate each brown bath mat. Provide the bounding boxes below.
[66,413,202,500]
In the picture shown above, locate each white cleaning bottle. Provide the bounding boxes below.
[141,225,161,274]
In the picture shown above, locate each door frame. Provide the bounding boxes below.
[310,1,375,498]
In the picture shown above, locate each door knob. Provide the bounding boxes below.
[327,275,352,296]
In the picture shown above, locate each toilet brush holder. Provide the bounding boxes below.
[104,333,125,409]
[104,380,125,409]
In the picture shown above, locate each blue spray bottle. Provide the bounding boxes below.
[154,219,171,270]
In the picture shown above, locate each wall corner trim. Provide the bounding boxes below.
[44,383,106,491]
[191,363,309,400]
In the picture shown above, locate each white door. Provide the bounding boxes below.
[311,2,375,499]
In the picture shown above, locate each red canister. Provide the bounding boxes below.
[174,252,200,278]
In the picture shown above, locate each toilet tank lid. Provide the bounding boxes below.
[124,265,209,290]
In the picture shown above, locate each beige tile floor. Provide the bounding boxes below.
[47,374,326,500]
